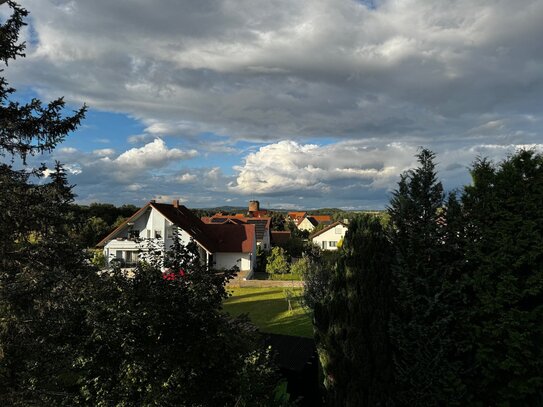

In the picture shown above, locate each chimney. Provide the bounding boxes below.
[150,199,156,203]
[173,199,179,208]
[248,200,260,212]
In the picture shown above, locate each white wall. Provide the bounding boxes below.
[260,230,271,250]
[297,217,315,232]
[312,224,348,251]
[214,252,253,271]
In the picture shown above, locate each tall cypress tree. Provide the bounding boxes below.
[388,149,464,406]
[313,215,394,407]
[461,150,543,405]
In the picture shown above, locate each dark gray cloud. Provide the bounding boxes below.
[5,0,543,208]
[8,0,542,144]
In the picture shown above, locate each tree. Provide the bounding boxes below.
[75,234,282,406]
[0,3,88,404]
[0,2,85,162]
[387,149,464,406]
[312,215,395,406]
[270,211,286,231]
[0,4,283,405]
[266,246,290,275]
[460,150,543,405]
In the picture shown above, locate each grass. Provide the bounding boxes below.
[269,273,302,281]
[223,287,313,338]
[251,272,302,281]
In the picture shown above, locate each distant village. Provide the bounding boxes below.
[97,199,351,278]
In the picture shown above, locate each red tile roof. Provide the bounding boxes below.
[205,223,255,253]
[147,202,218,253]
[288,211,306,220]
[248,210,268,218]
[311,215,332,223]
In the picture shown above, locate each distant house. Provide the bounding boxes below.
[287,211,307,223]
[297,216,319,232]
[310,221,348,251]
[97,200,256,273]
[297,215,332,233]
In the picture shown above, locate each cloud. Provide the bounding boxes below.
[92,148,115,157]
[231,140,418,195]
[230,139,543,205]
[8,0,542,146]
[112,138,197,169]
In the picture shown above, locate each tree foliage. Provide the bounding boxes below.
[0,4,284,405]
[387,149,465,406]
[308,148,543,406]
[313,215,394,407]
[460,151,543,405]
[266,246,290,275]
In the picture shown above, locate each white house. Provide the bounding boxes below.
[97,200,256,273]
[297,217,319,232]
[310,221,348,251]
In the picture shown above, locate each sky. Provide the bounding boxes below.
[3,0,543,209]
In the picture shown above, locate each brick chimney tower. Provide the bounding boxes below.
[248,200,260,212]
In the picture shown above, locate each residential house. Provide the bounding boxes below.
[297,216,319,232]
[202,214,271,250]
[97,200,256,273]
[287,211,307,224]
[310,221,348,251]
[297,215,332,233]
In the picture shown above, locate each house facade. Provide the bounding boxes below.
[297,215,332,233]
[97,200,256,273]
[310,221,348,251]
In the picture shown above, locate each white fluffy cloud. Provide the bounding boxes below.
[231,140,417,194]
[230,139,543,204]
[111,138,197,169]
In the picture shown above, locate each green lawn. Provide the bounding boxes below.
[223,287,313,338]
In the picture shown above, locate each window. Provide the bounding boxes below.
[329,241,337,247]
[155,230,162,239]
[146,229,151,239]
[322,241,326,249]
[125,251,138,265]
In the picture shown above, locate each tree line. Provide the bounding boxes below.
[306,149,543,406]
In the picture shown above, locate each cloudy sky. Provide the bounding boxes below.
[4,0,543,209]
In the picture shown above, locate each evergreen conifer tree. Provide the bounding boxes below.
[388,149,464,406]
[313,215,394,407]
[461,150,543,404]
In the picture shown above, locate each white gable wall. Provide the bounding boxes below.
[312,224,348,251]
[214,252,253,271]
[297,217,316,232]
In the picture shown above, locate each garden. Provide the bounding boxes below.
[223,287,313,338]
